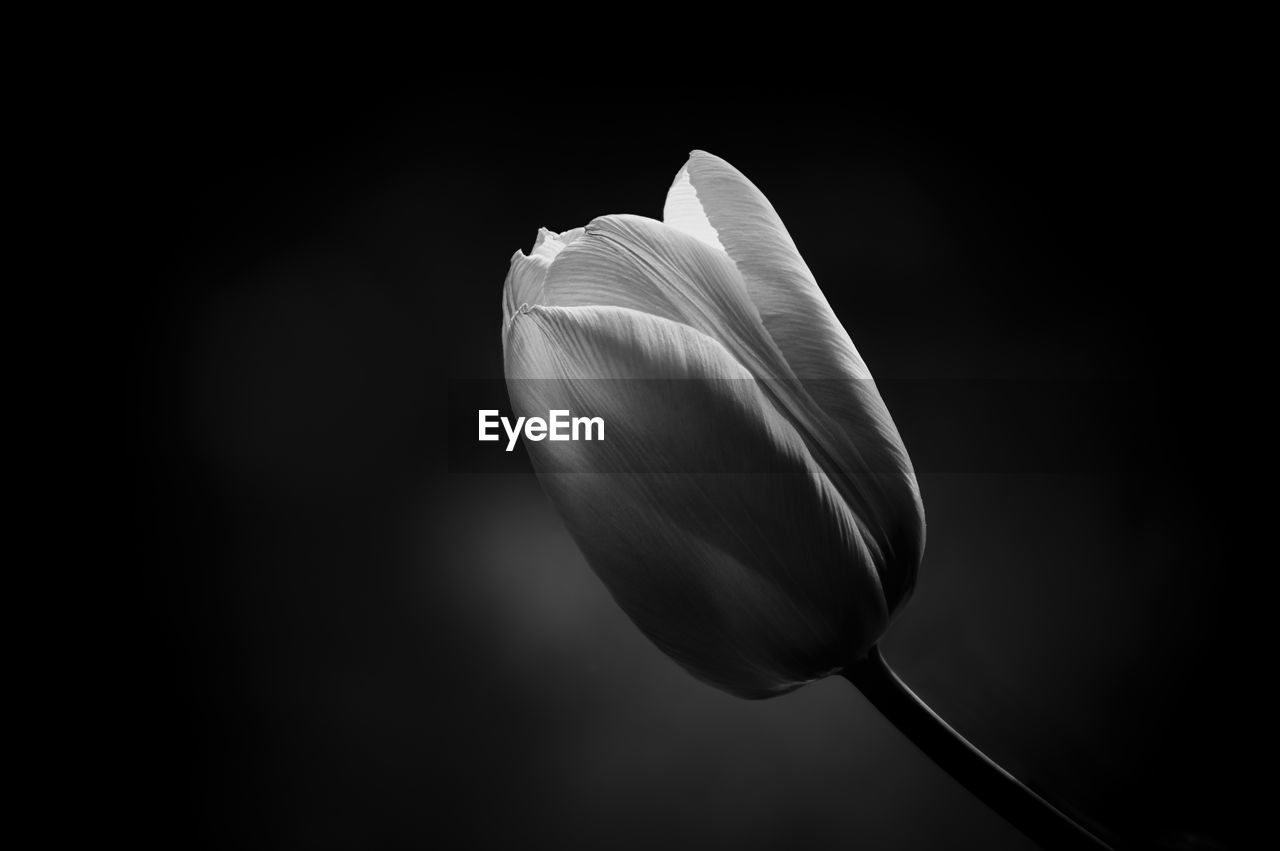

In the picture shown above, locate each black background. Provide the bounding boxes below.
[131,64,1251,850]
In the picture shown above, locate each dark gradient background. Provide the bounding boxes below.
[134,76,1248,849]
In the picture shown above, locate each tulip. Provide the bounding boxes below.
[503,150,924,697]
[500,151,1112,850]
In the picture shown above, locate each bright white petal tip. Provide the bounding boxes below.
[663,167,727,252]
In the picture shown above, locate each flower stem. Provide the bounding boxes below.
[842,646,1113,850]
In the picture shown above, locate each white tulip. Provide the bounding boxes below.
[500,151,924,698]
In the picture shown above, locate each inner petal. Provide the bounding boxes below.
[663,166,727,252]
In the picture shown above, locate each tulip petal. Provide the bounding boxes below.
[664,151,869,379]
[508,215,920,610]
[501,227,585,337]
[665,151,925,607]
[535,214,787,380]
[663,166,727,252]
[536,215,917,606]
[505,304,889,697]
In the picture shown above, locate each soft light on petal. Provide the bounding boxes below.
[504,304,889,697]
[662,167,727,252]
[666,151,925,609]
[503,213,920,608]
[501,226,585,336]
[665,151,869,380]
[534,215,915,604]
[537,214,791,383]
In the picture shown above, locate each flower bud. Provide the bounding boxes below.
[501,151,924,698]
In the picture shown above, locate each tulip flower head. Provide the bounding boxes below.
[501,151,925,699]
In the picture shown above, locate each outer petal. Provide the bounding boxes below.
[505,304,888,697]
[531,215,778,375]
[664,151,925,608]
[501,226,585,338]
[664,151,870,379]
